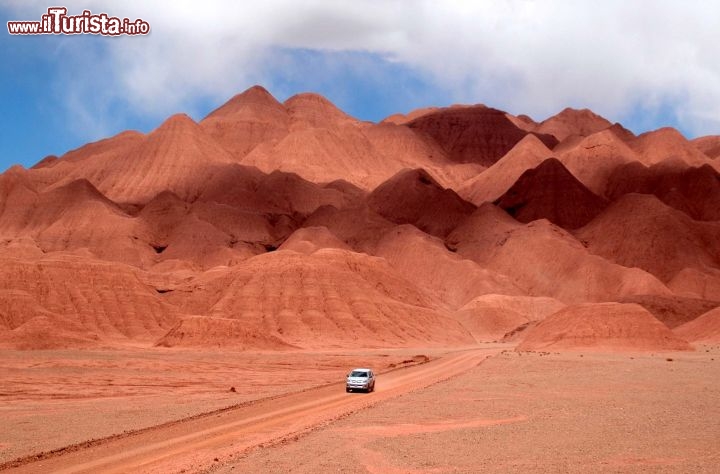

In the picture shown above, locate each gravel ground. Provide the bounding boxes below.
[0,347,442,464]
[217,345,720,473]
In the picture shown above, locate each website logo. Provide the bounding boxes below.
[7,7,150,36]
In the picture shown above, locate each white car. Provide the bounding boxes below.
[346,368,375,393]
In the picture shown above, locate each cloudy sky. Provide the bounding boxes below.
[1,0,719,171]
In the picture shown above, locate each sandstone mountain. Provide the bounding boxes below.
[1,86,717,350]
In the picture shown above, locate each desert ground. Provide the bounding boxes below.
[218,345,720,474]
[0,347,446,467]
[1,344,718,473]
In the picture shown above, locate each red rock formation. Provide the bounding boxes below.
[459,134,554,205]
[517,303,693,352]
[577,193,720,282]
[374,225,522,309]
[619,295,720,329]
[453,294,565,342]
[368,169,476,237]
[606,162,720,221]
[2,87,719,350]
[555,128,639,196]
[447,208,671,303]
[200,85,290,158]
[494,158,608,229]
[693,135,720,159]
[534,107,612,142]
[674,307,720,343]
[630,127,719,169]
[408,105,558,166]
[0,256,179,349]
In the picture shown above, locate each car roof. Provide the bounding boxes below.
[351,368,371,372]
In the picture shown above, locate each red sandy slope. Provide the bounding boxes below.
[494,157,608,229]
[576,193,720,282]
[673,307,720,342]
[2,86,719,350]
[407,105,558,166]
[533,107,612,142]
[517,303,693,352]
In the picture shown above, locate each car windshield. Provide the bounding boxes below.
[350,371,368,377]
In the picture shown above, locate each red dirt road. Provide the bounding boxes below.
[4,346,500,473]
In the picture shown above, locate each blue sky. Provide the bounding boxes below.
[2,1,719,172]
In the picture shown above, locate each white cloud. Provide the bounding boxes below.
[6,0,720,136]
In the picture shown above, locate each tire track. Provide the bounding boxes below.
[5,347,499,474]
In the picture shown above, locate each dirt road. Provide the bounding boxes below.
[4,346,501,473]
